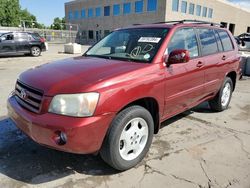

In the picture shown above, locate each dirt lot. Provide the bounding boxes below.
[0,45,250,188]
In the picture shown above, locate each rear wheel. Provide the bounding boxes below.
[30,46,41,57]
[100,105,154,171]
[209,77,233,112]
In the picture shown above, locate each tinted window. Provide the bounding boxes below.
[147,0,157,11]
[113,4,120,16]
[68,11,73,20]
[217,30,234,51]
[172,0,179,12]
[199,29,218,55]
[88,8,93,18]
[89,31,94,39]
[81,9,86,18]
[208,8,213,18]
[15,33,28,41]
[214,31,223,52]
[189,3,194,15]
[202,7,207,17]
[135,1,143,13]
[74,10,79,19]
[104,6,110,16]
[124,3,131,14]
[196,5,201,16]
[168,28,199,58]
[0,33,14,41]
[181,1,187,13]
[96,7,101,17]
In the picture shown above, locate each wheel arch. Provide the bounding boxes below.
[117,97,160,134]
[226,71,237,91]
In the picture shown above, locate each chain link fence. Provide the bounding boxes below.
[0,27,77,44]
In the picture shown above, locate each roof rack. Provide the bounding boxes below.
[152,20,224,27]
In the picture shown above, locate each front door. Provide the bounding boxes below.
[0,33,16,54]
[163,27,205,117]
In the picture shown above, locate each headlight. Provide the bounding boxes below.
[48,93,99,117]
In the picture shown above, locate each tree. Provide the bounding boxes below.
[50,17,66,30]
[0,0,20,27]
[0,0,44,28]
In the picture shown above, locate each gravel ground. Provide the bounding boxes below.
[0,45,250,188]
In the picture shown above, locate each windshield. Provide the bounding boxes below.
[85,28,169,63]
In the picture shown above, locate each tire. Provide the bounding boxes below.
[30,46,41,57]
[100,105,154,171]
[209,77,233,112]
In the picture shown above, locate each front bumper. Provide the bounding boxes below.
[7,96,114,154]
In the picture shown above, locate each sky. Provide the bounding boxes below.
[19,0,250,27]
[19,0,72,26]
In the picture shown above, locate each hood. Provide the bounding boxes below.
[19,56,148,96]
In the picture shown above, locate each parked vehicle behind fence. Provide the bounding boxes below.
[7,20,240,171]
[0,32,47,57]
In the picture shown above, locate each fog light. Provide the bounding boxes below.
[54,131,67,146]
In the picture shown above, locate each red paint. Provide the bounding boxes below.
[8,23,240,154]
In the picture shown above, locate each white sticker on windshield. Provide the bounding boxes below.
[138,37,161,43]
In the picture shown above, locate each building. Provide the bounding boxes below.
[65,0,250,44]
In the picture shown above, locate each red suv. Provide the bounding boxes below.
[7,20,240,170]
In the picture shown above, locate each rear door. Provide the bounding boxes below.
[0,33,16,54]
[15,33,30,53]
[197,28,222,96]
[200,28,235,96]
[163,27,206,117]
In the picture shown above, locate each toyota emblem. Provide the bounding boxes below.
[20,89,28,100]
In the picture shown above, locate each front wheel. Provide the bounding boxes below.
[100,105,154,171]
[30,46,41,57]
[209,77,233,112]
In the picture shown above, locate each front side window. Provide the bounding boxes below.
[196,5,201,16]
[147,0,157,11]
[86,28,169,63]
[217,30,234,51]
[181,1,187,13]
[0,33,14,41]
[167,28,199,58]
[113,4,120,16]
[104,6,110,16]
[198,28,218,56]
[124,3,131,14]
[135,1,143,13]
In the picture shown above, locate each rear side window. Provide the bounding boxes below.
[214,30,223,52]
[198,28,218,56]
[217,30,234,51]
[15,33,28,41]
[167,28,199,58]
[30,33,41,40]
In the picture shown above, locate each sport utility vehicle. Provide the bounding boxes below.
[0,32,46,57]
[7,20,240,170]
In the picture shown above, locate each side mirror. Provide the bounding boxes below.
[166,49,190,65]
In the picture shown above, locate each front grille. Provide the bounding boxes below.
[15,80,44,113]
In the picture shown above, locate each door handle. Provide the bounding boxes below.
[196,61,204,68]
[222,55,226,60]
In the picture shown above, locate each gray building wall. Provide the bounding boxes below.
[65,0,250,44]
